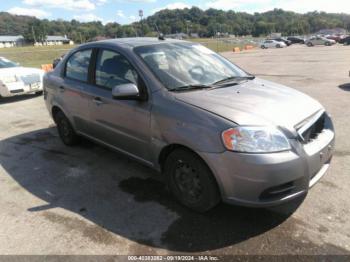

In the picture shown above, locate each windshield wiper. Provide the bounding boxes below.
[212,75,255,85]
[168,84,213,92]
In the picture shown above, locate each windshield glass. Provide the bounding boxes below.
[134,43,249,90]
[0,58,19,69]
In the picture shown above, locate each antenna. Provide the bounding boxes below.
[154,23,165,40]
[154,23,160,34]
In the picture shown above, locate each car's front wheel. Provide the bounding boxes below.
[55,111,80,146]
[164,148,220,212]
[35,91,43,95]
[307,42,313,47]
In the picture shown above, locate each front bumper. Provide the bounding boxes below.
[200,126,335,207]
[0,81,43,97]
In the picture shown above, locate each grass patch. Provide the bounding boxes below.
[0,38,262,69]
[190,38,261,52]
[0,45,74,68]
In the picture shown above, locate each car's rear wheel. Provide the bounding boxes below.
[164,148,220,212]
[325,42,331,46]
[55,111,80,146]
[307,42,313,47]
[276,44,281,48]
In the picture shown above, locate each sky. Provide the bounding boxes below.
[1,0,350,25]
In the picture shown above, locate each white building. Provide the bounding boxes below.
[35,35,74,46]
[0,35,25,48]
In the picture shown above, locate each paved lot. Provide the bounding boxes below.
[0,44,350,255]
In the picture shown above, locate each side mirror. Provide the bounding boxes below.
[112,83,140,100]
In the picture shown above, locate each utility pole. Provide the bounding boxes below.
[186,20,191,37]
[31,26,37,43]
[139,9,144,37]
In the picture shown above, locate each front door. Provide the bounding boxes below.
[86,49,152,163]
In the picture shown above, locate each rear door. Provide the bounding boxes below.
[86,48,152,163]
[61,48,94,133]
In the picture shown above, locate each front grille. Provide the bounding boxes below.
[10,89,24,93]
[299,113,326,144]
[21,74,41,85]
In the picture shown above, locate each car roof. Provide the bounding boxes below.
[81,37,188,49]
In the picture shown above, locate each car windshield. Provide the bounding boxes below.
[0,58,19,69]
[134,43,249,90]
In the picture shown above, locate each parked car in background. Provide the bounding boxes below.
[44,38,334,212]
[325,35,346,42]
[287,36,305,44]
[339,36,350,45]
[305,36,336,47]
[261,40,287,49]
[0,57,44,98]
[269,37,292,46]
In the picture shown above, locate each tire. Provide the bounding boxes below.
[307,42,313,47]
[325,42,331,46]
[35,91,43,95]
[276,44,281,48]
[164,148,220,212]
[54,111,80,146]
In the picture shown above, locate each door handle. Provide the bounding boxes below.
[93,97,104,106]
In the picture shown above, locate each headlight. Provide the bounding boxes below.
[222,126,291,153]
[0,75,17,83]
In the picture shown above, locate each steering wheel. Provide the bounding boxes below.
[189,65,205,81]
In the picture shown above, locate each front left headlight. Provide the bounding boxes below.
[222,126,291,153]
[0,75,17,84]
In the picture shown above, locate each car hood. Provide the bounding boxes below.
[0,67,44,77]
[174,78,323,132]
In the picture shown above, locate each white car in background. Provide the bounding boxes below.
[261,40,287,49]
[0,57,44,98]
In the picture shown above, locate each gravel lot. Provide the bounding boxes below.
[0,44,349,256]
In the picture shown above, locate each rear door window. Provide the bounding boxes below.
[65,49,92,82]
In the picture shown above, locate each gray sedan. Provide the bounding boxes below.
[306,36,336,47]
[43,38,335,212]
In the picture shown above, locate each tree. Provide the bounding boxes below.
[1,8,350,43]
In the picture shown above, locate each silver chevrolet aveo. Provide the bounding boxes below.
[44,38,335,212]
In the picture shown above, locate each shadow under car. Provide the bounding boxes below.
[0,127,305,252]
